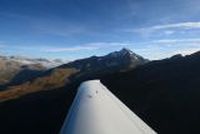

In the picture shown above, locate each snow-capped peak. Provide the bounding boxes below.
[107,48,141,60]
[119,48,134,55]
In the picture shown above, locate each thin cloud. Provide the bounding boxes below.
[125,21,200,36]
[136,47,200,60]
[44,46,99,52]
[151,38,200,44]
[43,42,131,53]
[147,22,200,31]
[134,38,200,60]
[84,42,131,47]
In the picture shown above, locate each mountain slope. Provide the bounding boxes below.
[0,68,78,101]
[101,51,200,134]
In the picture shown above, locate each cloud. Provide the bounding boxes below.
[151,38,200,44]
[135,46,200,60]
[134,38,200,60]
[84,42,131,47]
[44,46,99,52]
[43,42,131,53]
[146,22,200,31]
[125,21,200,37]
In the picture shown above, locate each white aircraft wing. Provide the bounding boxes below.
[60,80,157,134]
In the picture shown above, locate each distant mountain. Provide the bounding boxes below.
[0,56,66,88]
[0,57,45,86]
[62,48,148,82]
[65,48,148,71]
[0,48,147,102]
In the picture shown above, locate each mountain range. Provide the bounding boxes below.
[0,48,147,102]
[0,48,200,134]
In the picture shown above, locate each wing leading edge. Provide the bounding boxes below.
[60,80,157,134]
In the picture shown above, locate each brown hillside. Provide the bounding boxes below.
[0,68,78,102]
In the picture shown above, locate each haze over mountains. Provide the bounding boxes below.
[0,48,200,134]
[0,56,66,89]
[0,55,65,68]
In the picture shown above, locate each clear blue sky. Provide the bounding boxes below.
[0,0,200,60]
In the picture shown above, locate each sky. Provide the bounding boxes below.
[0,0,200,60]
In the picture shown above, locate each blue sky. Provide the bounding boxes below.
[0,0,200,60]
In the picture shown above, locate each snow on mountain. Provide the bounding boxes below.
[63,48,149,74]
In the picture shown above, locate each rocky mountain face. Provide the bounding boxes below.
[62,48,148,82]
[65,48,148,72]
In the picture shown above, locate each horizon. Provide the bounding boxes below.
[0,47,199,61]
[1,0,200,60]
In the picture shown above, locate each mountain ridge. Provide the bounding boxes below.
[0,48,147,102]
